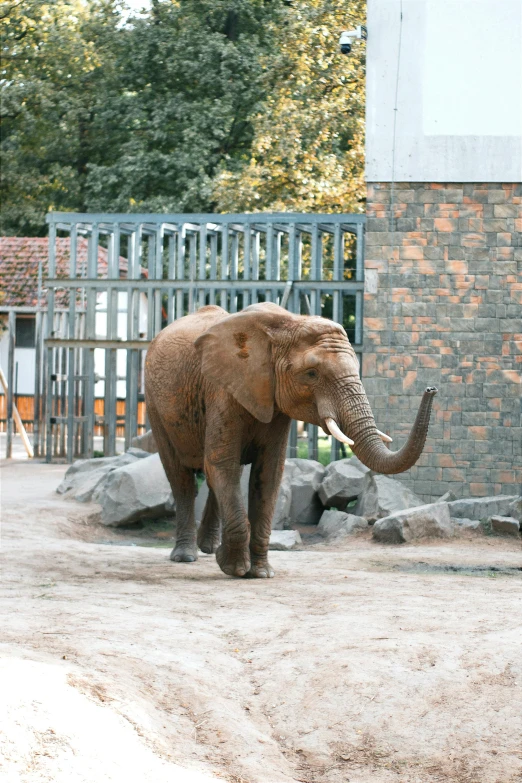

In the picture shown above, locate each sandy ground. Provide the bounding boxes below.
[1,460,521,783]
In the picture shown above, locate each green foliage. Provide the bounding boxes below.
[213,0,366,214]
[1,0,366,235]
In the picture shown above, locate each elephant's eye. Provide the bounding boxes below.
[305,369,318,379]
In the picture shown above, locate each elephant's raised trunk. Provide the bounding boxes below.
[337,385,437,475]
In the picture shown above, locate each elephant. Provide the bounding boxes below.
[144,302,437,578]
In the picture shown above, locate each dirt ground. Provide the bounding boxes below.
[1,460,521,783]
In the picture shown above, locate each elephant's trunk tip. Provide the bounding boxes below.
[425,386,438,395]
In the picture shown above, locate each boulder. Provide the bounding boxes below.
[490,515,520,536]
[372,502,452,544]
[269,530,302,550]
[448,495,519,521]
[126,447,155,459]
[285,458,326,526]
[56,453,139,500]
[355,472,423,523]
[74,468,115,503]
[130,430,158,453]
[439,490,457,503]
[284,458,326,483]
[317,510,368,540]
[318,459,367,509]
[507,497,522,522]
[97,453,173,526]
[451,517,482,533]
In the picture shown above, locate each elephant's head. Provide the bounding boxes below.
[195,302,436,474]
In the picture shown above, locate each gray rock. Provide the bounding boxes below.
[372,502,452,544]
[284,458,326,483]
[448,496,519,521]
[347,456,371,475]
[130,430,158,453]
[57,453,139,499]
[97,453,173,526]
[508,497,522,522]
[355,472,423,523]
[317,510,368,540]
[273,476,293,529]
[439,491,457,503]
[74,468,114,503]
[490,515,521,536]
[284,459,326,526]
[269,530,302,550]
[126,447,154,459]
[451,517,482,533]
[318,459,367,509]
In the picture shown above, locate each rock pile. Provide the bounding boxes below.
[57,447,521,542]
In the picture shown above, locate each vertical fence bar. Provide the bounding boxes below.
[265,223,273,302]
[83,222,98,459]
[188,232,196,313]
[177,225,186,318]
[230,231,239,313]
[66,224,78,461]
[5,311,15,458]
[332,222,342,324]
[355,222,364,347]
[45,221,56,462]
[198,223,207,308]
[33,310,42,457]
[220,223,229,310]
[208,231,216,305]
[168,232,177,323]
[243,221,250,308]
[154,225,164,334]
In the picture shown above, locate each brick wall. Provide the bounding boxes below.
[362,182,522,501]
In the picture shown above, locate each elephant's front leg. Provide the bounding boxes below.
[205,460,251,578]
[246,432,289,579]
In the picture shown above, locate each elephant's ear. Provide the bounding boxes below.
[194,310,275,423]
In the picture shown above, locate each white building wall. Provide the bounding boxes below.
[0,335,36,395]
[365,0,522,182]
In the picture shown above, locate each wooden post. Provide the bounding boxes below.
[0,365,34,458]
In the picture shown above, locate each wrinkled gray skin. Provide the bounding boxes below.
[145,303,436,578]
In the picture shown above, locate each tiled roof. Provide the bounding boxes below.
[0,237,130,308]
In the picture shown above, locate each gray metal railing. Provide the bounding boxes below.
[43,212,365,462]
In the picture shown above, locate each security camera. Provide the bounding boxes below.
[339,25,367,55]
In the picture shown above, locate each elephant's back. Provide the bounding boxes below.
[145,306,226,420]
[152,305,227,348]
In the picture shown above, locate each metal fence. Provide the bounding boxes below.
[32,212,365,462]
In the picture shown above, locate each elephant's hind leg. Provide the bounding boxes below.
[197,487,221,554]
[148,406,198,563]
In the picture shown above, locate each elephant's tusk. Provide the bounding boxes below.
[325,418,355,447]
[376,429,393,443]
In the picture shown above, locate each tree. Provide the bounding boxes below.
[1,0,366,235]
[212,0,366,214]
[0,0,122,235]
[84,0,279,214]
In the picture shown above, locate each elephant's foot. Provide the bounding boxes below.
[197,524,220,555]
[170,543,198,563]
[216,544,251,578]
[245,557,275,579]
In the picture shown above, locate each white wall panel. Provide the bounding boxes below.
[365,0,522,181]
